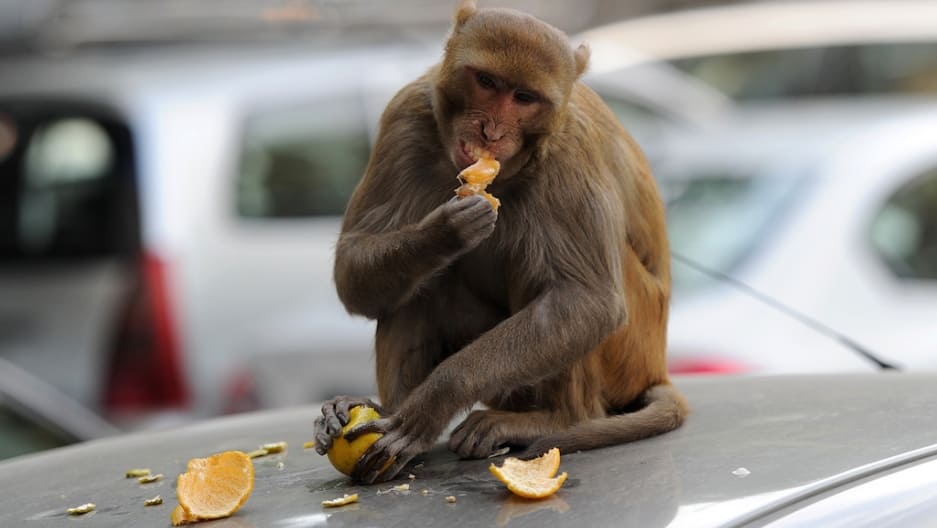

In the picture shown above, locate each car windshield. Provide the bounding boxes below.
[662,169,806,292]
[669,42,937,100]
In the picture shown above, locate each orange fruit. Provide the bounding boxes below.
[175,451,254,522]
[326,406,385,476]
[489,448,568,499]
[456,153,501,211]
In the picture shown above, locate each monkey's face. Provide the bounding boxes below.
[447,67,550,173]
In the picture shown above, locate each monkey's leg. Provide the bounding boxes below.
[449,359,607,459]
[448,409,563,459]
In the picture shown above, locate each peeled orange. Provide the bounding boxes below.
[489,448,568,499]
[326,406,384,476]
[456,153,501,211]
[174,450,254,524]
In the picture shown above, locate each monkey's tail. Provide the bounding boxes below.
[523,384,688,458]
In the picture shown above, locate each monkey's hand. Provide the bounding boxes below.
[345,404,445,484]
[313,396,385,456]
[420,194,497,255]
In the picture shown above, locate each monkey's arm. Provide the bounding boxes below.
[351,282,625,483]
[334,195,496,319]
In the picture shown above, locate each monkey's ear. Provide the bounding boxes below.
[574,43,591,77]
[454,0,477,28]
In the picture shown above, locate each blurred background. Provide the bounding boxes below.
[0,0,935,459]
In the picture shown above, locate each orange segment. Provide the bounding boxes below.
[176,451,254,521]
[326,406,387,476]
[456,154,501,211]
[459,155,500,186]
[489,447,568,499]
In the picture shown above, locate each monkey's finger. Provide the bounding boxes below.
[450,195,493,219]
[334,398,355,424]
[313,417,333,455]
[358,434,414,484]
[372,450,416,484]
[320,401,344,436]
[345,417,394,442]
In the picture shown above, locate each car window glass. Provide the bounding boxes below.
[663,171,804,291]
[869,167,937,280]
[671,42,937,99]
[0,402,71,460]
[0,113,133,260]
[236,98,370,218]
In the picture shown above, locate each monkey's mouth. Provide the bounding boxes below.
[457,141,493,169]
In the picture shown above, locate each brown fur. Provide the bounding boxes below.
[316,0,687,483]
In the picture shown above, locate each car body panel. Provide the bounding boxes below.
[1,374,936,527]
[661,99,937,374]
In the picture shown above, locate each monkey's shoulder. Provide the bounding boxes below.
[379,72,438,135]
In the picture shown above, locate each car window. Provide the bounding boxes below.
[236,98,371,219]
[662,171,805,291]
[869,167,937,280]
[0,402,72,460]
[671,42,937,99]
[0,107,138,261]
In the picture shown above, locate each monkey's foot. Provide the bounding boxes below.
[448,409,554,459]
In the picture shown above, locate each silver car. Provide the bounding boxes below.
[0,373,936,527]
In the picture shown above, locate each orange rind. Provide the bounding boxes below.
[171,504,197,526]
[173,450,254,525]
[489,447,568,499]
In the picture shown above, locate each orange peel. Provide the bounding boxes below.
[174,450,254,524]
[489,447,568,499]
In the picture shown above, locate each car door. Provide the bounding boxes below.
[0,103,139,410]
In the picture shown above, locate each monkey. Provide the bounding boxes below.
[313,0,688,484]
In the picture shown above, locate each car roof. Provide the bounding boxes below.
[1,373,936,527]
[580,0,937,68]
[657,97,937,177]
[0,41,441,109]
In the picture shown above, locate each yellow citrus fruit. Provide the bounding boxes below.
[326,406,384,476]
[176,451,254,522]
[489,447,568,499]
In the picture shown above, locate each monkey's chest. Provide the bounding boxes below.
[453,249,511,312]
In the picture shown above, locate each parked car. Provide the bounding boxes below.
[579,0,937,101]
[1,373,936,526]
[0,33,725,426]
[0,357,117,460]
[660,98,937,374]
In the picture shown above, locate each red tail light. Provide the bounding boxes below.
[104,252,190,411]
[668,357,750,375]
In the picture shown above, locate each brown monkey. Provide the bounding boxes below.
[314,0,687,484]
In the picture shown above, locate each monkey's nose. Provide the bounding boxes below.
[482,123,505,143]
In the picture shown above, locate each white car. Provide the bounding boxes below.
[0,34,724,426]
[660,98,937,374]
[580,0,937,101]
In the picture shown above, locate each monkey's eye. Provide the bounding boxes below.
[476,72,497,90]
[513,90,540,105]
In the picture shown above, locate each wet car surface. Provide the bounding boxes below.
[2,374,936,527]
